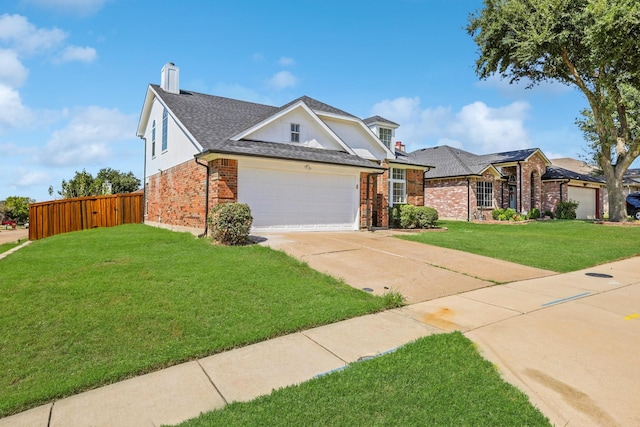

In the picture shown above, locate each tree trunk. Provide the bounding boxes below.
[602,166,628,222]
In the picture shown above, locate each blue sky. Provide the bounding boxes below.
[1,0,597,202]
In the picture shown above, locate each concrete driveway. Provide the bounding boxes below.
[0,228,28,245]
[258,230,554,303]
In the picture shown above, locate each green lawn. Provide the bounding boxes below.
[399,220,640,272]
[0,224,390,417]
[174,333,550,427]
[0,237,26,254]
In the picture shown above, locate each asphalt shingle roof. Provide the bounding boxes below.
[542,166,605,183]
[150,85,383,170]
[362,115,400,127]
[411,146,490,178]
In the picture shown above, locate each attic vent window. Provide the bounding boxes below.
[290,123,300,143]
[379,127,392,149]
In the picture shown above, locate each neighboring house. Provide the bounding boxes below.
[623,168,640,194]
[410,146,605,220]
[136,63,431,234]
[549,158,607,218]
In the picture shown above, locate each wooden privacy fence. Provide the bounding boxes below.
[29,193,144,240]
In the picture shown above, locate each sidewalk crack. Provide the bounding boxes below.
[196,361,228,405]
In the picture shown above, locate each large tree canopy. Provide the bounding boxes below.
[53,168,141,199]
[4,196,34,224]
[467,0,640,221]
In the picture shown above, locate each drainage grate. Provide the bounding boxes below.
[585,272,613,278]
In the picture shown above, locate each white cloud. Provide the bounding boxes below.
[0,84,33,131]
[0,14,67,55]
[39,107,136,167]
[56,45,97,63]
[211,83,273,105]
[10,169,51,188]
[371,97,531,153]
[267,71,298,90]
[20,0,108,16]
[278,57,295,66]
[0,49,28,87]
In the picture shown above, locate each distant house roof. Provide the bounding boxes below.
[411,145,551,179]
[149,85,384,170]
[411,146,495,178]
[542,166,605,183]
[550,158,597,175]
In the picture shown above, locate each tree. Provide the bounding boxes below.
[57,168,141,198]
[467,0,640,221]
[5,196,34,224]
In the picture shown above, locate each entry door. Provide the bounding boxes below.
[509,185,517,210]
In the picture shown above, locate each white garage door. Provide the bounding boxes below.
[568,186,596,219]
[238,162,359,231]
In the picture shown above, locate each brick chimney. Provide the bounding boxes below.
[395,141,405,151]
[160,62,179,94]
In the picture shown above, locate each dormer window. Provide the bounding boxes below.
[379,127,392,149]
[290,123,300,143]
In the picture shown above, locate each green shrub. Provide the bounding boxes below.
[389,204,404,228]
[555,200,578,220]
[416,206,439,228]
[528,208,541,219]
[399,204,418,229]
[207,203,253,245]
[491,209,502,220]
[544,210,555,219]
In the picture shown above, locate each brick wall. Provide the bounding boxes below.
[425,178,469,220]
[406,169,424,206]
[146,159,207,229]
[145,158,239,233]
[376,168,389,228]
[497,154,547,213]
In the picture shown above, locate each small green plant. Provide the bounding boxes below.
[555,200,579,219]
[528,208,541,219]
[389,204,405,228]
[543,210,554,219]
[207,203,253,245]
[492,208,521,221]
[382,290,406,308]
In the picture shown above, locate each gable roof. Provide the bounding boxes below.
[143,85,384,170]
[363,115,400,127]
[411,146,497,178]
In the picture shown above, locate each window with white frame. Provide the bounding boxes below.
[477,181,493,208]
[161,108,168,151]
[151,120,156,157]
[390,168,406,205]
[290,123,300,142]
[379,127,392,149]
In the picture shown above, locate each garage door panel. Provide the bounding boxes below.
[568,186,596,219]
[238,166,358,231]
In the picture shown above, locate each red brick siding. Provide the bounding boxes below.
[376,168,389,228]
[146,160,207,228]
[497,154,547,212]
[145,158,239,231]
[424,178,469,219]
[406,169,424,206]
[359,172,374,229]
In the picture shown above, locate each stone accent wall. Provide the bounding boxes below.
[406,169,424,206]
[145,158,239,233]
[145,159,207,230]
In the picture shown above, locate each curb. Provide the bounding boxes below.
[0,240,32,260]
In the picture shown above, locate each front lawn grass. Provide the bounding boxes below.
[0,239,26,254]
[399,220,640,272]
[174,333,550,427]
[0,224,390,418]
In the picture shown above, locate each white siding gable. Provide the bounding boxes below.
[322,117,391,161]
[142,98,201,179]
[240,106,346,151]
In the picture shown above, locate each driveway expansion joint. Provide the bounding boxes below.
[196,360,228,405]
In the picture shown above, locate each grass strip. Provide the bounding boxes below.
[0,224,388,417]
[398,220,640,272]
[174,333,550,427]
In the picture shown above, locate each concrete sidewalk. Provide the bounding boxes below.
[3,256,639,427]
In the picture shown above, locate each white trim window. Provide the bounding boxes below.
[290,123,300,143]
[161,108,168,152]
[477,181,493,208]
[379,127,392,149]
[390,168,406,205]
[151,120,156,158]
